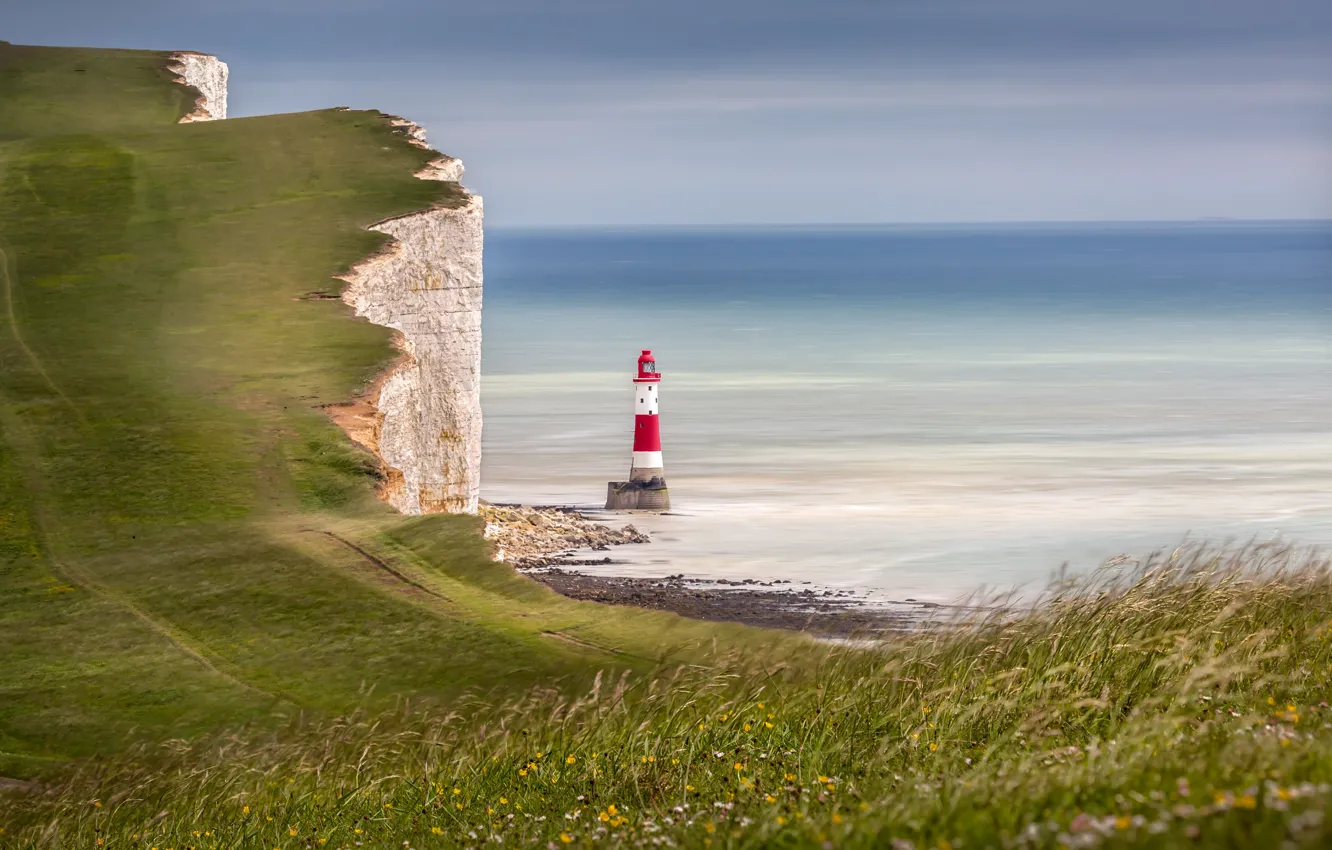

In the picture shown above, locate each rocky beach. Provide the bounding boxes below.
[481,503,936,636]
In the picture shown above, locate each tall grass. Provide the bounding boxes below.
[4,543,1331,849]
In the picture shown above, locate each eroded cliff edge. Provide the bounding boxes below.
[334,123,483,515]
[167,52,228,121]
[165,53,483,515]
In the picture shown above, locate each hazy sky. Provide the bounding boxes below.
[8,0,1332,226]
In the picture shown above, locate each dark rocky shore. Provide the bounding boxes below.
[527,568,932,636]
[482,503,944,637]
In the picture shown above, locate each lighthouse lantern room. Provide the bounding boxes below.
[606,350,671,511]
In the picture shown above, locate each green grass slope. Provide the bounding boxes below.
[0,43,765,777]
[0,43,196,140]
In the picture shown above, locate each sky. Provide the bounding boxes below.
[7,0,1332,226]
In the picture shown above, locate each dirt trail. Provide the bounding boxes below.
[0,246,88,426]
[305,529,453,603]
[0,366,281,704]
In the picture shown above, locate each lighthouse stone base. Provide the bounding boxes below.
[605,476,670,511]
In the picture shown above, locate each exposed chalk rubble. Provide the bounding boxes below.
[335,116,484,515]
[167,52,228,121]
[481,505,649,568]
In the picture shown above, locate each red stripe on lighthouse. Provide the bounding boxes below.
[633,414,661,451]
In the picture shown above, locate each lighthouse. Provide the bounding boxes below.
[605,350,671,511]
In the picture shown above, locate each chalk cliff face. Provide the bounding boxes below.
[336,121,483,516]
[167,52,229,121]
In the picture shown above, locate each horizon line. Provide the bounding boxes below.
[488,217,1332,233]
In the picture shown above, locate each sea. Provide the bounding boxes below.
[479,222,1332,604]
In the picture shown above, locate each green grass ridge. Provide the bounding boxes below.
[2,42,1332,850]
[0,42,755,779]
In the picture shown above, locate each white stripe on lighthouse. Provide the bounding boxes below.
[634,384,658,415]
[632,451,663,468]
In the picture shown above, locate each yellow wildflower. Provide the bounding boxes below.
[289,828,298,836]
[765,795,777,803]
[1115,816,1132,830]
[431,827,443,835]
[784,773,796,782]
[567,755,577,765]
[744,724,752,732]
[765,722,774,729]
[560,834,574,844]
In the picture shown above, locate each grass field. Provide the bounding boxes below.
[3,42,1332,849]
[0,42,768,780]
[3,545,1331,848]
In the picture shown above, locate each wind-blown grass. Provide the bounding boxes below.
[5,543,1330,848]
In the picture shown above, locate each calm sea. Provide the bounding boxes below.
[480,223,1332,603]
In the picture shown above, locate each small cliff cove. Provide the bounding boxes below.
[169,54,483,515]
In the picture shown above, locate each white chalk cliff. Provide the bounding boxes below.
[336,122,484,516]
[163,53,483,515]
[167,52,228,121]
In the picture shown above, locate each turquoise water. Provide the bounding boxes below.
[480,223,1332,602]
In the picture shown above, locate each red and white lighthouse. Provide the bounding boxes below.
[605,350,671,511]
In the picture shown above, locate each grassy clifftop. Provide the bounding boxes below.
[0,43,758,777]
[0,43,198,139]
